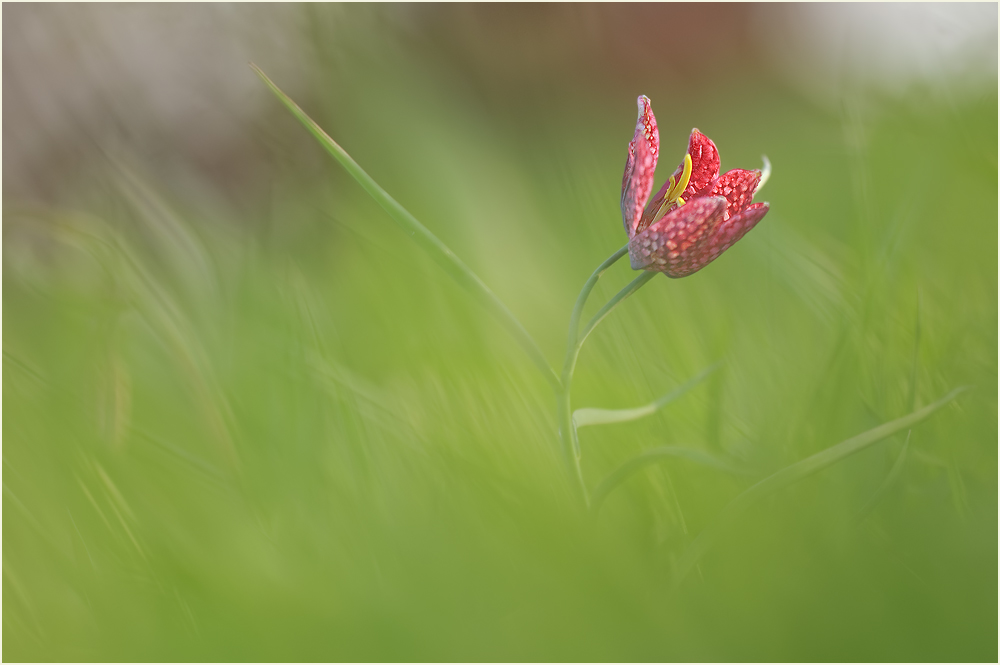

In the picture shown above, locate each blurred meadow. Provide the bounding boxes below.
[3,3,997,661]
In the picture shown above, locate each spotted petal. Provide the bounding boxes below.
[705,168,762,220]
[638,176,676,235]
[621,96,659,238]
[692,202,770,274]
[671,129,720,201]
[629,196,726,275]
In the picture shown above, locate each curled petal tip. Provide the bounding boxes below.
[636,96,654,129]
[758,155,772,192]
[636,97,658,151]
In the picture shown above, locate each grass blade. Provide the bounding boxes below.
[591,445,751,512]
[250,64,560,391]
[672,385,970,586]
[855,431,911,524]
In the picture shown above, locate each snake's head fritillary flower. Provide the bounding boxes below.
[621,96,769,278]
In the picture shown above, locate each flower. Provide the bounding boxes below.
[621,96,769,277]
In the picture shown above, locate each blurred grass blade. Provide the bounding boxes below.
[855,431,911,524]
[42,213,241,469]
[591,445,751,512]
[251,63,560,391]
[574,361,720,428]
[111,160,219,305]
[672,385,971,586]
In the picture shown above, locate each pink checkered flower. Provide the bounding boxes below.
[621,96,769,278]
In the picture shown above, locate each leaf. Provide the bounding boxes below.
[250,64,560,390]
[573,362,720,428]
[855,431,911,524]
[671,385,971,586]
[591,444,752,512]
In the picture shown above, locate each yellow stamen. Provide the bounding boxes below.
[667,153,693,202]
[651,153,693,224]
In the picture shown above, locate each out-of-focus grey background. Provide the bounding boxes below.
[6,4,994,204]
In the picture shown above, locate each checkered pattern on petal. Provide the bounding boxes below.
[676,129,720,201]
[705,168,762,220]
[693,202,770,271]
[621,96,659,238]
[629,196,726,275]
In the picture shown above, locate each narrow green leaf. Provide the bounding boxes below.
[591,445,751,512]
[855,431,911,524]
[251,64,561,391]
[672,385,971,586]
[574,362,720,428]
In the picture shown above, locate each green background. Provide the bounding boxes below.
[4,4,996,661]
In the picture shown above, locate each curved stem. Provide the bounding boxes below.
[565,244,629,354]
[556,252,656,503]
[253,64,561,392]
[564,271,655,387]
[554,245,630,503]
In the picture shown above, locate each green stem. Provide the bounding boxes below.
[554,246,629,503]
[252,64,561,392]
[556,247,654,503]
[564,271,655,387]
[565,244,629,354]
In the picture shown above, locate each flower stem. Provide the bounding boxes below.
[565,271,655,386]
[557,246,655,504]
[252,63,561,392]
[564,244,629,354]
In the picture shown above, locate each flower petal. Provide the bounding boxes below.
[637,179,675,235]
[665,129,720,201]
[621,96,659,238]
[704,168,762,219]
[629,196,726,275]
[692,202,769,273]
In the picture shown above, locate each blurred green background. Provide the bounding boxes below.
[3,4,996,661]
